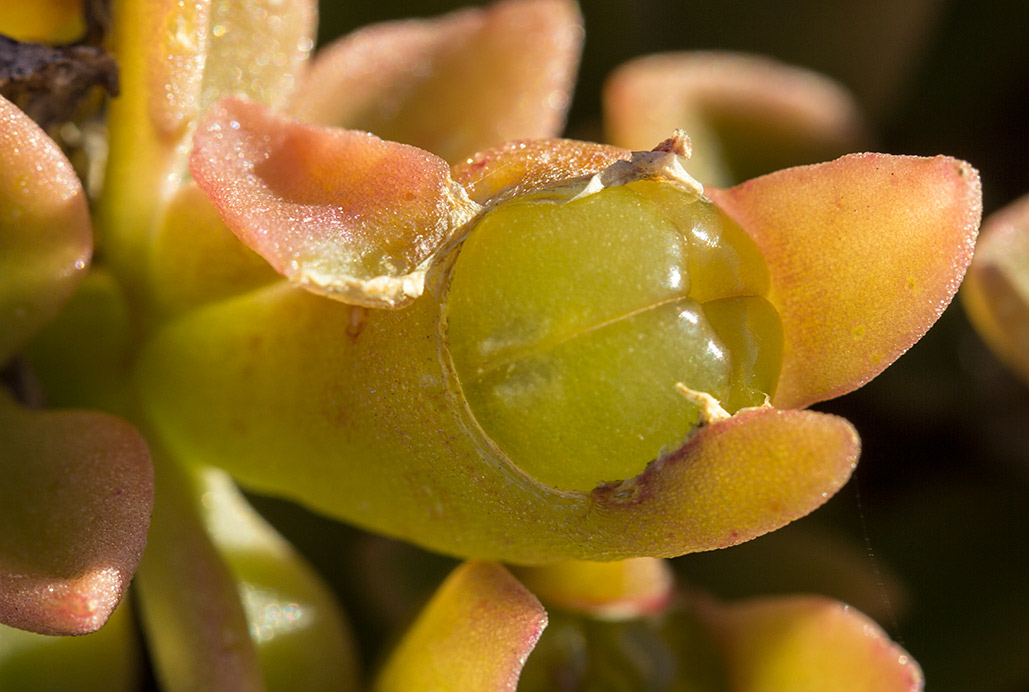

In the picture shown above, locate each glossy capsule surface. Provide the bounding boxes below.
[445,180,783,490]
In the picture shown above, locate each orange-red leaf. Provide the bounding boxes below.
[707,154,981,408]
[190,97,479,308]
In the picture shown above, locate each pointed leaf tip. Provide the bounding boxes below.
[0,399,153,636]
[190,97,480,308]
[708,154,981,408]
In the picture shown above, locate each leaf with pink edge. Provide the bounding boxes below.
[604,52,869,186]
[702,595,923,692]
[962,194,1029,385]
[374,561,547,692]
[0,394,152,636]
[190,97,480,308]
[289,0,581,163]
[101,0,315,290]
[707,154,981,408]
[511,558,674,620]
[0,95,91,364]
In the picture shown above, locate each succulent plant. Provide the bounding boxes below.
[0,0,1001,690]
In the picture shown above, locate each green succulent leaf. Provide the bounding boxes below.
[138,455,359,692]
[374,561,546,692]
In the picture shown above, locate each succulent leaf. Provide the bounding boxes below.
[0,394,152,636]
[137,282,857,562]
[604,52,869,186]
[703,595,923,692]
[290,0,582,164]
[707,154,981,408]
[190,97,480,308]
[0,95,91,364]
[962,193,1029,384]
[374,561,547,692]
[511,558,675,620]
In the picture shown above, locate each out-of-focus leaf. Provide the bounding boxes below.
[604,51,869,187]
[962,193,1029,385]
[198,467,361,691]
[148,182,280,320]
[374,561,546,692]
[137,283,858,562]
[23,268,132,415]
[0,393,152,635]
[190,97,480,308]
[512,558,674,620]
[0,601,141,691]
[0,0,83,42]
[707,154,981,408]
[675,519,908,625]
[702,595,922,692]
[139,453,360,692]
[0,94,90,364]
[290,0,581,164]
[136,454,264,692]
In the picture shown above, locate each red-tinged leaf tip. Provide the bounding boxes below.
[189,97,480,308]
[707,154,981,408]
[451,138,631,206]
[375,561,547,692]
[289,0,582,163]
[587,407,860,555]
[604,51,869,186]
[962,194,1029,385]
[704,595,923,692]
[0,95,91,363]
[511,558,674,620]
[0,398,153,636]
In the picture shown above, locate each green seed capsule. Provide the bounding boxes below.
[444,179,783,491]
